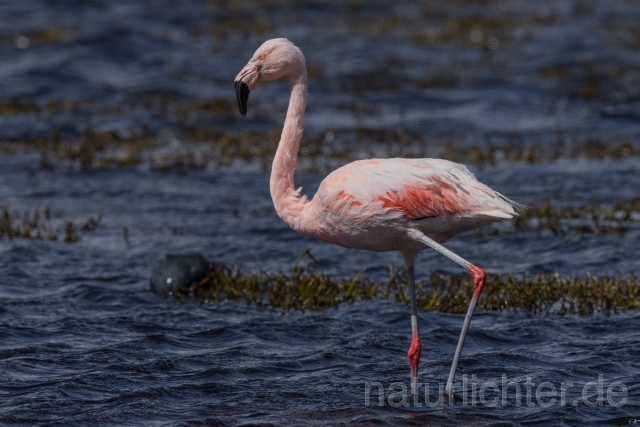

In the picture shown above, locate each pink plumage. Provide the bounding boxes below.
[310,158,518,249]
[234,38,521,398]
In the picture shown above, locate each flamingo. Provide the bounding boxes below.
[234,38,521,398]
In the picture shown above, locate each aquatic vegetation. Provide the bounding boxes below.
[196,0,640,102]
[174,98,237,118]
[509,197,640,236]
[0,204,58,241]
[2,124,637,172]
[0,0,636,174]
[203,0,559,51]
[415,270,640,316]
[0,26,76,48]
[0,99,39,115]
[3,129,157,170]
[0,63,630,186]
[0,203,101,242]
[441,138,638,165]
[538,63,637,101]
[476,197,640,237]
[176,254,640,315]
[0,97,81,117]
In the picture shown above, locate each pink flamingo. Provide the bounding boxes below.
[234,38,520,397]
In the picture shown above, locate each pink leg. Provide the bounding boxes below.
[444,264,486,397]
[406,265,421,396]
[407,230,487,398]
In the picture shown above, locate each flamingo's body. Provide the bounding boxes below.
[298,158,516,252]
[234,38,520,398]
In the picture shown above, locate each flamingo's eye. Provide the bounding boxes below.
[258,53,266,60]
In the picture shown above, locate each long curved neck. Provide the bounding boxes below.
[270,68,309,227]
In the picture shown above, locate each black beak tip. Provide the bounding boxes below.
[234,80,250,117]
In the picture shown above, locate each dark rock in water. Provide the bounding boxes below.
[150,253,209,297]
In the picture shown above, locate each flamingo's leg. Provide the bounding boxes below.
[408,230,486,399]
[407,265,421,396]
[444,265,485,398]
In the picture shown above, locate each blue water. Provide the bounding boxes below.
[0,0,639,425]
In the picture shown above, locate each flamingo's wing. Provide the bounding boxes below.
[316,158,520,221]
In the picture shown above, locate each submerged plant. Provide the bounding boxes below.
[2,126,638,172]
[508,197,640,236]
[0,202,101,242]
[469,197,640,237]
[173,254,640,316]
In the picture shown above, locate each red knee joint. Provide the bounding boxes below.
[469,264,486,296]
[407,334,422,375]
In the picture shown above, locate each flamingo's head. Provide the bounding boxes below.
[234,38,305,117]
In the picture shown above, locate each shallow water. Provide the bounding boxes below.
[1,0,639,425]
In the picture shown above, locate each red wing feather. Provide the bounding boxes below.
[377,180,469,220]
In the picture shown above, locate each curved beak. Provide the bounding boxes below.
[234,64,258,117]
[234,80,250,117]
